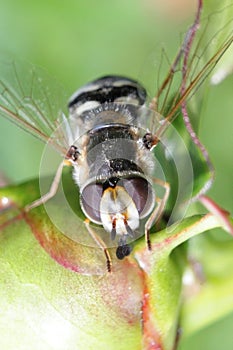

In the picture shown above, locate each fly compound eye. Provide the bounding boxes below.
[80,183,103,224]
[122,177,155,219]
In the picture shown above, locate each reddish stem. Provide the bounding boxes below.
[180,0,214,200]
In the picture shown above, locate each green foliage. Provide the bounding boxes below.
[0,175,232,349]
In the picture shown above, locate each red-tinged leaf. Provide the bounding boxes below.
[1,178,232,350]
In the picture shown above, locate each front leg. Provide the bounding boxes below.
[145,178,170,250]
[24,145,80,212]
[84,219,112,273]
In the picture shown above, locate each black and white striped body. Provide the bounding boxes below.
[68,76,156,258]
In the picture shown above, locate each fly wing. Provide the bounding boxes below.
[0,55,71,156]
[148,3,233,137]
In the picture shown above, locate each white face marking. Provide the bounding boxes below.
[99,186,139,237]
[112,213,127,235]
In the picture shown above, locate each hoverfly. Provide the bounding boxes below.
[0,2,232,272]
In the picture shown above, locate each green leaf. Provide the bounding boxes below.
[180,230,233,336]
[1,178,232,350]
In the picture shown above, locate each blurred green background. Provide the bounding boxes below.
[0,0,232,349]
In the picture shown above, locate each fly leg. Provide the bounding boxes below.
[24,160,66,212]
[24,145,79,212]
[145,178,170,250]
[84,219,112,273]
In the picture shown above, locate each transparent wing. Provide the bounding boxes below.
[0,54,70,156]
[148,3,233,136]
